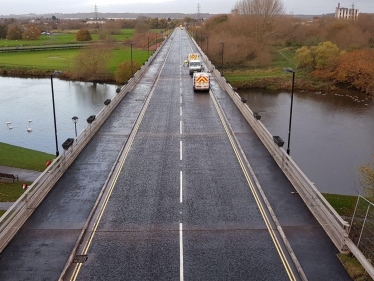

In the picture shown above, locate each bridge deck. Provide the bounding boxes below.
[0,30,350,281]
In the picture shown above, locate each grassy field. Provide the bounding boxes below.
[222,47,298,85]
[0,47,150,74]
[0,28,150,76]
[0,29,135,47]
[0,142,54,171]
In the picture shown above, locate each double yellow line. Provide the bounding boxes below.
[210,91,297,281]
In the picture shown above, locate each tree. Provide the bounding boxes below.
[330,49,374,93]
[359,154,374,199]
[233,0,285,43]
[159,18,168,29]
[114,60,141,83]
[99,20,121,37]
[72,45,112,81]
[0,24,7,39]
[76,29,92,41]
[295,41,341,70]
[6,24,23,40]
[295,46,314,69]
[22,24,41,40]
[134,21,149,34]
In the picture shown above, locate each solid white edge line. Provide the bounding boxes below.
[179,222,184,281]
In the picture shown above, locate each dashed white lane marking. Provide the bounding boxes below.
[179,222,184,281]
[180,171,183,203]
[180,140,183,161]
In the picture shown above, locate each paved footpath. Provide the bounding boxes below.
[0,165,42,210]
[0,165,42,182]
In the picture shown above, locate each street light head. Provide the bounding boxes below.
[283,68,295,73]
[52,70,62,76]
[72,116,78,123]
[219,41,223,44]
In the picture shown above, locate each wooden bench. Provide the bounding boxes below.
[0,172,18,183]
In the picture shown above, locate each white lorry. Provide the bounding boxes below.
[193,72,210,91]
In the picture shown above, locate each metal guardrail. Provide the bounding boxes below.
[0,39,167,253]
[192,38,374,279]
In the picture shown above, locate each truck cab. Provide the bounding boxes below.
[193,72,210,91]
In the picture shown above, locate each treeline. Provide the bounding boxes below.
[0,16,187,40]
[191,0,374,94]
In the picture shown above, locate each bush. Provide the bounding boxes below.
[115,60,141,83]
[76,29,92,41]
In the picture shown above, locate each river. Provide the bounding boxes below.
[0,76,116,155]
[240,89,374,195]
[0,77,373,195]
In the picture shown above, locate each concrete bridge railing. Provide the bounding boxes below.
[191,38,374,279]
[0,38,168,254]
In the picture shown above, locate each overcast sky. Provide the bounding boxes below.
[1,0,373,16]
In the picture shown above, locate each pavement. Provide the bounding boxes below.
[0,165,42,183]
[0,165,42,210]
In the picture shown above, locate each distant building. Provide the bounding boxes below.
[335,3,359,20]
[86,20,106,25]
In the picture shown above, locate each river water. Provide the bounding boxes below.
[240,89,374,195]
[0,77,116,156]
[0,77,373,195]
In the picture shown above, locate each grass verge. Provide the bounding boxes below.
[323,193,358,218]
[0,142,54,171]
[338,253,373,281]
[0,181,29,202]
[324,193,373,281]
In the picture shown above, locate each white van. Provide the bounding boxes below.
[193,72,210,91]
[189,60,202,75]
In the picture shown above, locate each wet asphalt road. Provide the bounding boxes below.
[73,30,290,281]
[0,29,351,281]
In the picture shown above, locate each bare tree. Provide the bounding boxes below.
[234,0,285,43]
[72,45,112,81]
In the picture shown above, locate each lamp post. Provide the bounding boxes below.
[50,70,61,157]
[283,68,295,155]
[130,42,135,77]
[72,116,78,138]
[219,41,224,75]
[206,35,208,56]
